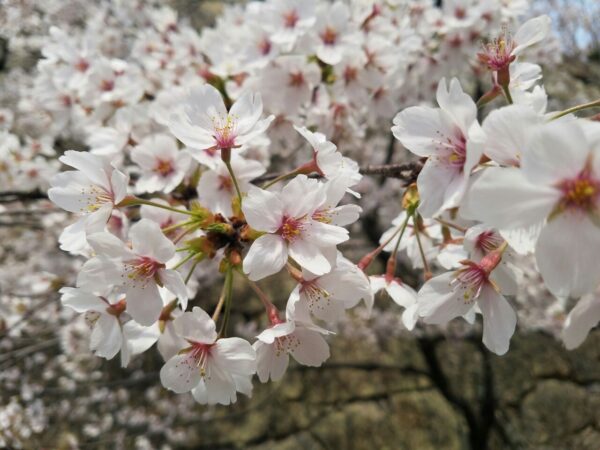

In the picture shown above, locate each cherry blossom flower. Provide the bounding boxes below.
[417,249,517,355]
[287,254,373,323]
[392,78,485,218]
[294,125,362,189]
[168,84,274,155]
[197,154,265,217]
[60,287,159,367]
[48,150,129,254]
[242,176,350,280]
[160,307,256,405]
[478,15,551,72]
[131,134,191,194]
[370,276,419,330]
[463,121,600,298]
[254,301,331,383]
[82,219,188,325]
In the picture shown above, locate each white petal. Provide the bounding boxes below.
[535,214,600,298]
[461,167,559,229]
[254,341,289,383]
[562,293,600,350]
[160,353,201,394]
[242,187,284,233]
[243,234,288,281]
[160,269,189,310]
[478,286,517,355]
[125,282,163,326]
[513,15,551,55]
[173,307,217,344]
[290,328,330,367]
[288,239,331,276]
[60,287,107,313]
[130,219,175,263]
[90,314,122,360]
[417,272,473,324]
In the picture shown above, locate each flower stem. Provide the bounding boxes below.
[127,198,194,216]
[551,98,600,120]
[414,214,432,280]
[501,84,513,104]
[262,168,301,189]
[218,265,234,337]
[162,220,195,233]
[171,252,195,270]
[358,212,411,271]
[184,258,201,284]
[224,159,243,206]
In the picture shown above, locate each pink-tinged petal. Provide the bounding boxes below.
[87,232,133,259]
[257,322,295,344]
[254,341,289,383]
[304,220,349,247]
[85,203,113,235]
[280,175,324,218]
[160,269,188,310]
[482,104,541,166]
[130,219,175,263]
[229,91,263,135]
[173,307,217,344]
[436,78,477,136]
[243,234,288,281]
[288,239,331,276]
[242,187,284,233]
[513,15,551,55]
[417,272,473,324]
[58,217,88,254]
[111,169,129,204]
[121,321,160,367]
[290,328,330,367]
[90,314,121,360]
[369,276,388,295]
[499,224,543,255]
[522,121,590,186]
[76,257,124,292]
[402,303,420,331]
[392,106,452,157]
[59,150,111,189]
[478,286,517,355]
[562,293,600,350]
[160,353,202,394]
[461,167,559,229]
[125,282,163,326]
[48,171,97,213]
[416,158,458,218]
[157,321,186,361]
[535,214,600,298]
[386,281,418,309]
[194,362,237,405]
[60,287,107,313]
[213,337,257,376]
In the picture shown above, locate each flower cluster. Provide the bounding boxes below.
[5,0,600,415]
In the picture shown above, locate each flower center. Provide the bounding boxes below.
[274,333,300,356]
[258,38,272,55]
[278,216,305,242]
[100,79,115,92]
[218,174,233,192]
[558,171,600,211]
[475,230,503,254]
[124,256,164,283]
[82,184,114,212]
[321,27,338,46]
[155,159,175,177]
[212,114,237,149]
[288,71,305,87]
[283,9,299,28]
[477,30,516,71]
[300,281,331,313]
[451,262,488,303]
[188,342,214,378]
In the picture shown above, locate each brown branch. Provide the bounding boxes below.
[255,161,423,185]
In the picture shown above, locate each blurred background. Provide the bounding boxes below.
[2,0,600,449]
